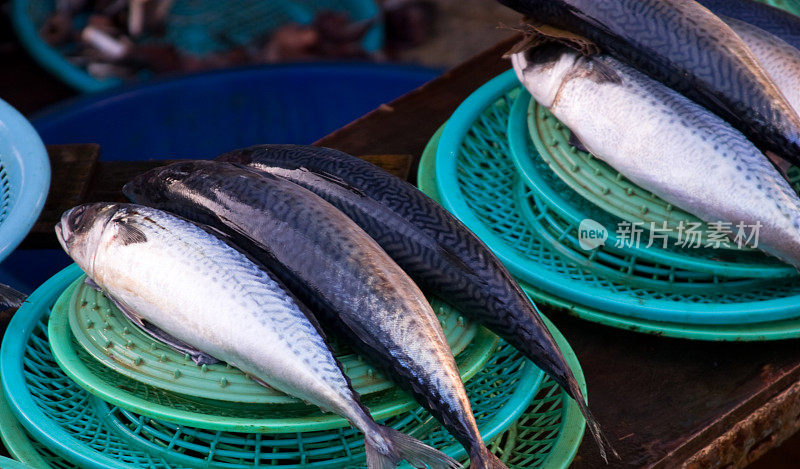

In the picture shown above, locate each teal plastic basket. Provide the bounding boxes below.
[12,0,384,92]
[421,125,800,341]
[0,98,50,265]
[0,264,585,468]
[432,71,800,326]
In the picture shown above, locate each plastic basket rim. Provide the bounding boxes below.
[11,0,385,93]
[0,456,37,469]
[506,90,794,279]
[1,264,551,469]
[433,69,800,325]
[0,99,50,265]
[421,123,800,342]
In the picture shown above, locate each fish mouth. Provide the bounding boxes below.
[54,210,73,255]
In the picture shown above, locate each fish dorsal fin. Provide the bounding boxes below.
[116,223,148,245]
[299,167,368,198]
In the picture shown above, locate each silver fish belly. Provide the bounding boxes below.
[513,45,800,268]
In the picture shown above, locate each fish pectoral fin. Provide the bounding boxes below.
[0,283,26,309]
[568,131,591,154]
[503,19,599,58]
[115,223,148,245]
[300,167,369,198]
[583,59,623,85]
[107,294,221,366]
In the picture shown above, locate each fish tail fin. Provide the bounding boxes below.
[468,447,508,469]
[573,394,619,463]
[365,425,462,469]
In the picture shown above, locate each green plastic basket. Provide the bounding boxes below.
[0,264,586,468]
[65,275,482,406]
[48,274,498,432]
[506,91,794,280]
[421,125,800,341]
[12,0,384,92]
[433,70,800,326]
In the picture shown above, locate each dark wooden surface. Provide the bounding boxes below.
[2,12,800,467]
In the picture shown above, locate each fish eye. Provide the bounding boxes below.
[70,206,86,226]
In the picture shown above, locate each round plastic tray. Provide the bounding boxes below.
[506,91,794,280]
[0,98,50,265]
[12,0,384,92]
[0,264,585,468]
[66,275,480,405]
[421,124,800,341]
[433,70,800,326]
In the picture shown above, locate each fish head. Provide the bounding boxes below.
[55,203,121,276]
[511,43,580,107]
[123,162,199,205]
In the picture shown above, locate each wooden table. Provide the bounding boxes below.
[3,13,800,466]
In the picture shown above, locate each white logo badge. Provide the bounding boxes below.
[578,219,608,250]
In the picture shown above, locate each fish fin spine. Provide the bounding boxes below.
[365,425,462,469]
[574,397,619,463]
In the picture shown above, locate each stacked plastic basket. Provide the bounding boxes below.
[419,0,800,342]
[0,260,589,467]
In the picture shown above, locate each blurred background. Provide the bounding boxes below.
[0,0,518,293]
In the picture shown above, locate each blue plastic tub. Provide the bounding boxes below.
[0,64,437,293]
[12,0,385,92]
[0,99,50,273]
[33,64,438,160]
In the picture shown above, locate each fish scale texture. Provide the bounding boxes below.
[212,146,597,453]
[696,0,800,50]
[87,206,357,413]
[216,146,580,393]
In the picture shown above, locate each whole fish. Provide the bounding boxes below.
[55,203,459,469]
[723,17,800,116]
[512,43,800,268]
[123,164,502,469]
[497,0,800,166]
[212,145,614,460]
[696,0,800,51]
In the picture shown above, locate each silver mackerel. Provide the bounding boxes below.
[124,162,505,469]
[512,44,800,268]
[55,203,460,469]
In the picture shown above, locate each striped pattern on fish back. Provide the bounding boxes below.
[114,206,353,394]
